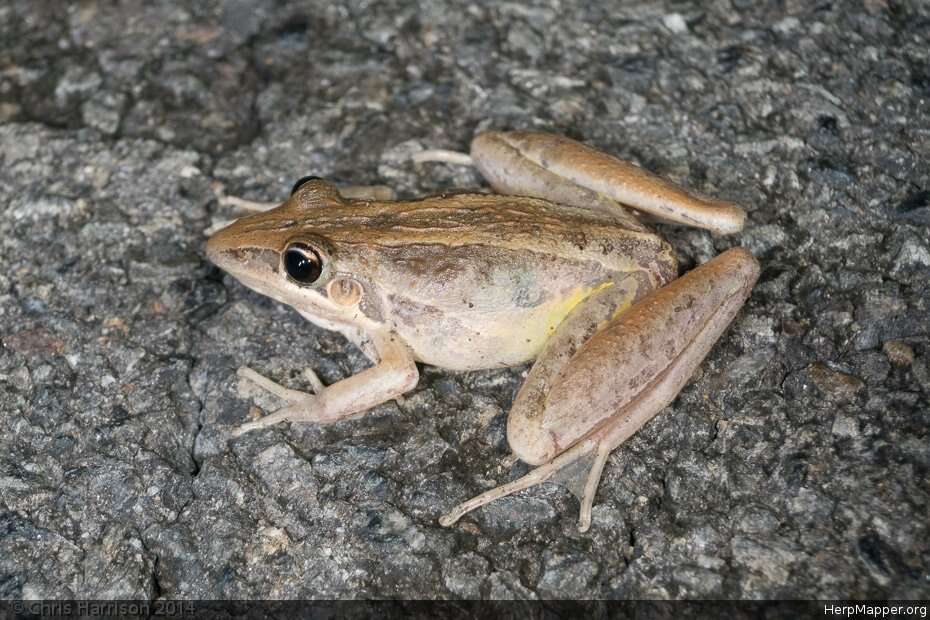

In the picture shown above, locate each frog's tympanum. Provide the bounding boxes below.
[206,131,759,531]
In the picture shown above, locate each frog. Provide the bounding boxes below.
[205,131,760,532]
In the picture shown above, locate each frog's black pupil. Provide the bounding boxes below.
[284,246,322,284]
[291,175,322,196]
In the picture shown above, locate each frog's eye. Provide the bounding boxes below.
[283,243,323,284]
[291,176,323,196]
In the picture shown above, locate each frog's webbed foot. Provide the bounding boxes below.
[231,366,325,437]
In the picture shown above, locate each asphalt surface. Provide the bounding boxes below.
[1,0,928,599]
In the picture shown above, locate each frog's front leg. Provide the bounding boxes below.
[441,248,759,531]
[232,329,418,437]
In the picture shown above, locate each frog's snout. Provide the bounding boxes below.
[204,229,226,267]
[205,224,239,270]
[206,223,282,282]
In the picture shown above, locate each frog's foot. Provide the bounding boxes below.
[230,333,420,438]
[440,432,613,532]
[231,366,324,437]
[215,193,277,214]
[210,181,397,213]
[238,366,324,402]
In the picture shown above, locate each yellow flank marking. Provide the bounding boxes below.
[611,304,631,321]
[543,281,615,335]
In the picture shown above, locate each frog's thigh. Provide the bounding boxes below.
[505,275,645,464]
[510,247,760,466]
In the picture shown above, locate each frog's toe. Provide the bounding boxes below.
[230,398,319,438]
[302,367,325,393]
[237,366,318,404]
[230,414,282,438]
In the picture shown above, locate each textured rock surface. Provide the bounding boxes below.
[1,0,928,599]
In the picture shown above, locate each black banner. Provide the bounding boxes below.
[1,600,928,620]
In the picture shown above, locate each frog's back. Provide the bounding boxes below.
[311,193,675,281]
[321,194,677,370]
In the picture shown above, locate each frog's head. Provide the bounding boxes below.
[206,178,369,324]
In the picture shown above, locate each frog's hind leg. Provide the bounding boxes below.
[439,421,616,532]
[413,131,746,235]
[441,274,642,530]
[440,248,760,531]
[471,131,747,235]
[413,141,634,228]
